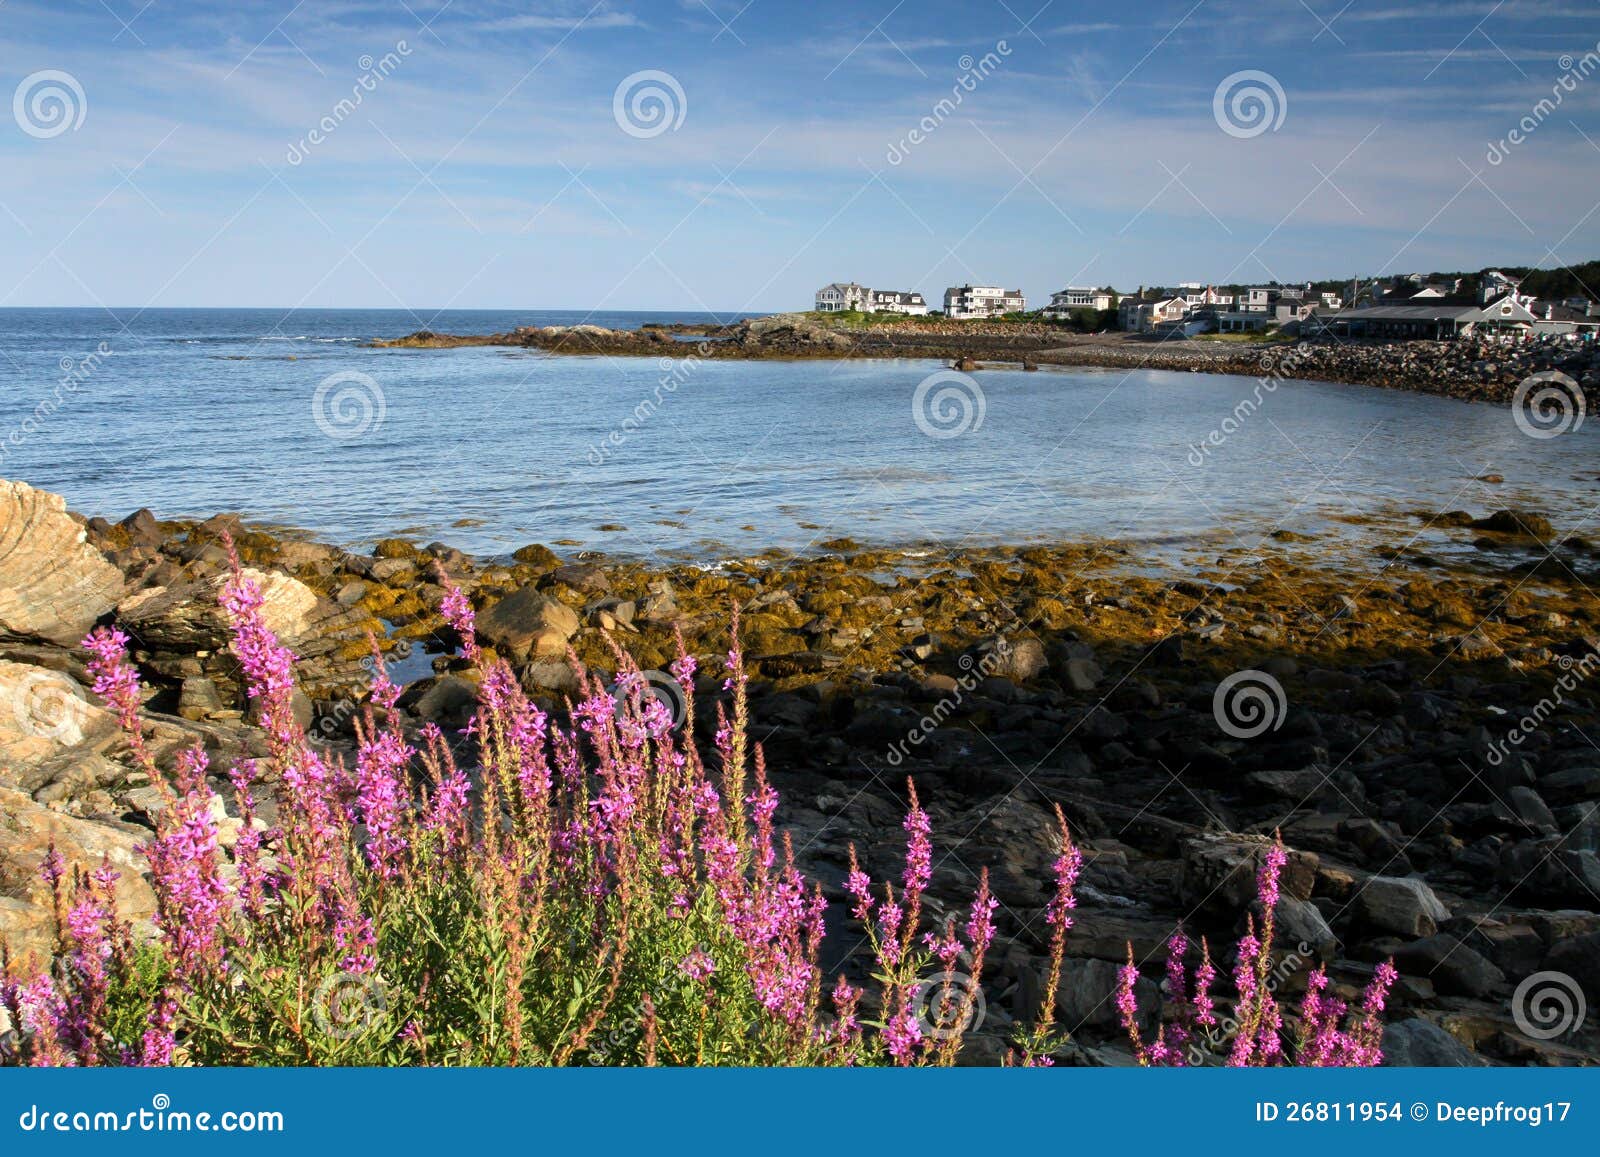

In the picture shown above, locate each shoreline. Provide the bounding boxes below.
[368,313,1600,408]
[3,478,1599,1064]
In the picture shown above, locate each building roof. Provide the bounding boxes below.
[1335,303,1481,321]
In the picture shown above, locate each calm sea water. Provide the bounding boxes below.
[1,307,1594,562]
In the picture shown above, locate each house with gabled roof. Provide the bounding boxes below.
[815,282,870,312]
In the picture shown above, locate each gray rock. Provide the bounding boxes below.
[1277,896,1339,957]
[1544,931,1600,1003]
[1379,1018,1486,1066]
[521,659,579,696]
[1354,875,1451,937]
[1055,956,1159,1032]
[1393,934,1505,997]
[1063,658,1102,691]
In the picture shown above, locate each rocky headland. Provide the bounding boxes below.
[370,314,1600,407]
[2,478,1598,1065]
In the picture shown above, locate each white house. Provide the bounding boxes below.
[1178,285,1234,309]
[815,282,870,312]
[1241,286,1282,312]
[868,289,928,315]
[1042,287,1113,318]
[943,284,1025,319]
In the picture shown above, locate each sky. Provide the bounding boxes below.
[2,0,1599,312]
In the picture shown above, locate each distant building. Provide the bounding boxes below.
[1240,286,1282,312]
[868,289,928,315]
[1042,287,1114,318]
[815,282,870,312]
[943,284,1025,318]
[1120,295,1190,333]
[1178,285,1233,309]
[1319,285,1546,340]
[1216,310,1276,334]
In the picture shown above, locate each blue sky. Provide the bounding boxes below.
[2,0,1599,311]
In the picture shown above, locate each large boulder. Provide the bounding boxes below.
[477,587,580,660]
[0,660,123,796]
[0,480,124,646]
[116,567,319,651]
[1179,833,1317,914]
[0,787,157,968]
[1354,875,1451,937]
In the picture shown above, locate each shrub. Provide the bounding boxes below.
[0,553,1393,1067]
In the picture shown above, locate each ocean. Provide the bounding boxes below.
[1,307,1594,563]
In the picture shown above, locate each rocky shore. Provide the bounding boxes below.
[2,478,1598,1066]
[370,313,1600,408]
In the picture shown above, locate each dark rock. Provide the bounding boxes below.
[1354,875,1451,937]
[1380,1019,1486,1066]
[1393,934,1505,997]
